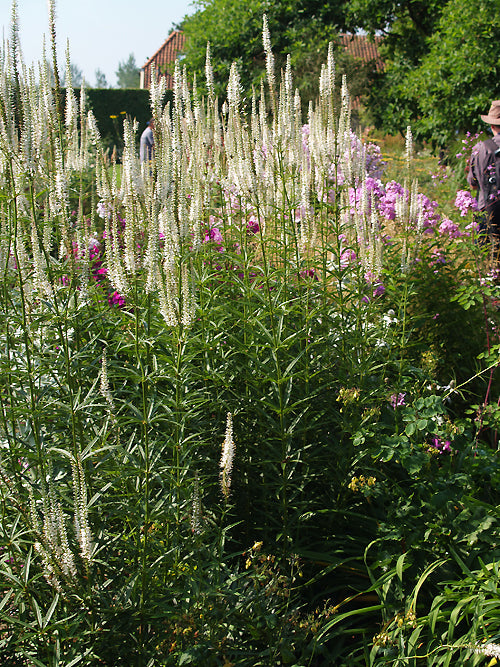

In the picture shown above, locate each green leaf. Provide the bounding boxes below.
[405,422,416,436]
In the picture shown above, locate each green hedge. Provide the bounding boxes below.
[61,88,175,153]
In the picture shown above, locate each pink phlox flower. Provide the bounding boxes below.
[365,177,385,199]
[346,131,386,177]
[438,217,462,239]
[348,177,386,216]
[222,188,241,212]
[429,248,446,266]
[429,437,451,454]
[364,271,385,297]
[203,225,224,247]
[89,241,101,261]
[365,270,376,283]
[247,216,260,234]
[465,220,481,236]
[348,186,366,215]
[390,392,406,409]
[377,181,404,220]
[108,291,126,308]
[18,458,29,470]
[94,267,108,281]
[364,143,386,179]
[340,248,357,268]
[418,194,441,231]
[298,268,317,280]
[455,190,478,216]
[97,201,112,219]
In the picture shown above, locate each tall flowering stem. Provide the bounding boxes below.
[220,412,235,500]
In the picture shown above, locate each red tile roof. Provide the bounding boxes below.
[141,31,383,90]
[339,33,384,72]
[141,31,186,89]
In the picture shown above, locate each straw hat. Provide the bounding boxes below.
[480,100,500,125]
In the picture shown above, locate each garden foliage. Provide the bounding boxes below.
[0,3,499,665]
[180,0,374,115]
[365,0,500,147]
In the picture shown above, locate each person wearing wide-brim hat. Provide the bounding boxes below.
[467,101,500,268]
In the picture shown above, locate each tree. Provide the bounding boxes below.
[347,0,500,147]
[402,0,500,145]
[116,53,140,89]
[344,0,448,140]
[180,0,352,104]
[94,68,108,89]
[366,0,500,146]
[346,0,448,63]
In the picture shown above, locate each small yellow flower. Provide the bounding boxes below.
[109,114,118,119]
[406,608,417,627]
[252,540,263,552]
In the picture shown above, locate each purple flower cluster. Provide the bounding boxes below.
[347,130,386,180]
[428,437,451,454]
[429,248,447,267]
[455,190,478,217]
[301,125,386,183]
[417,194,442,232]
[71,212,126,309]
[298,268,317,280]
[338,234,357,268]
[390,392,406,409]
[364,271,385,299]
[347,177,386,214]
[431,163,450,185]
[347,178,442,233]
[247,216,260,235]
[376,181,405,220]
[438,218,463,239]
[203,222,225,251]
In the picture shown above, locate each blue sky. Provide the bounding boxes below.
[0,0,197,87]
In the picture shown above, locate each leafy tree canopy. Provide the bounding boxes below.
[346,0,448,62]
[179,0,500,148]
[116,53,140,89]
[366,0,500,147]
[180,0,356,105]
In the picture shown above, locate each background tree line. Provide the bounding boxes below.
[177,0,500,148]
